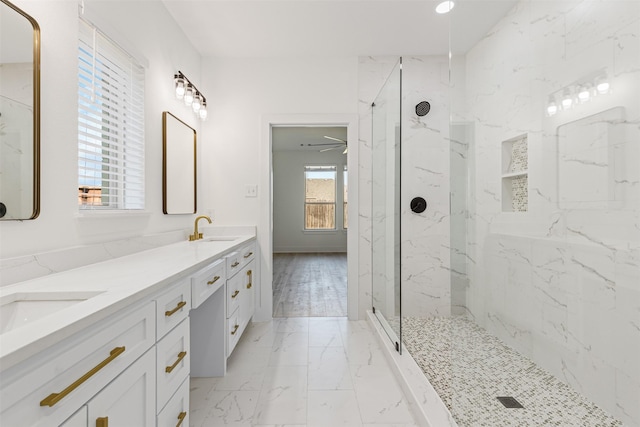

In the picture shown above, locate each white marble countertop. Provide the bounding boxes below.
[0,231,256,371]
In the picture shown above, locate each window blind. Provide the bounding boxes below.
[78,19,145,210]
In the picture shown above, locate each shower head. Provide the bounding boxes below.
[415,101,431,117]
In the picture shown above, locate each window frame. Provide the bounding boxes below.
[303,164,337,231]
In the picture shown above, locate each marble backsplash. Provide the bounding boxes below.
[0,226,255,287]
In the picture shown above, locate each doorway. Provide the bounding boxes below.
[272,126,348,317]
[256,114,359,322]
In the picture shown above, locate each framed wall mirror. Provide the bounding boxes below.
[0,0,40,220]
[162,111,196,214]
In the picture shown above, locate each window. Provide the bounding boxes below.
[78,19,145,210]
[304,165,336,230]
[343,165,348,229]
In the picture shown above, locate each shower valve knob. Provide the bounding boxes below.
[410,197,427,214]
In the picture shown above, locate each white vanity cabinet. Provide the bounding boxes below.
[0,235,258,426]
[60,348,156,427]
[154,279,191,423]
[85,348,156,426]
[225,242,256,357]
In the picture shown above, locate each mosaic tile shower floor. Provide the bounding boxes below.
[402,316,622,427]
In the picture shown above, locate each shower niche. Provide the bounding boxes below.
[501,134,528,212]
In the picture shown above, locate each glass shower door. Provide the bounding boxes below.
[371,58,402,351]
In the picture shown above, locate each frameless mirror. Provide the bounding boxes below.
[162,111,196,214]
[0,0,40,220]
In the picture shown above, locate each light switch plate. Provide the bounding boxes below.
[245,185,258,198]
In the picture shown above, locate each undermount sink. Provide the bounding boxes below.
[0,290,104,334]
[201,236,238,242]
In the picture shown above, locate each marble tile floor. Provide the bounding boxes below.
[190,316,419,427]
[402,316,622,427]
[272,253,347,317]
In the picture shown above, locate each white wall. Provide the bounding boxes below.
[273,150,347,253]
[199,56,358,320]
[0,0,202,259]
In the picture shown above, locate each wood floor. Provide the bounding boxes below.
[272,253,347,317]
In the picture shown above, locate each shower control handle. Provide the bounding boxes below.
[410,197,427,214]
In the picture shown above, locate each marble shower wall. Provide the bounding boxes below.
[399,57,451,318]
[358,56,451,320]
[456,1,640,425]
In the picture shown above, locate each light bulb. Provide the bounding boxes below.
[547,102,558,116]
[577,86,591,103]
[199,103,208,120]
[174,75,185,99]
[192,93,201,113]
[561,91,573,110]
[596,81,610,94]
[184,84,194,106]
[435,1,455,14]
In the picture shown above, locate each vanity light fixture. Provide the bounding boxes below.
[544,70,611,117]
[174,71,208,121]
[435,1,455,14]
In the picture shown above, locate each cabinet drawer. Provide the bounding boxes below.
[226,272,242,317]
[226,310,241,357]
[157,318,190,412]
[157,376,189,427]
[226,251,242,278]
[0,301,155,427]
[87,347,156,427]
[156,279,191,339]
[191,258,225,309]
[240,242,256,264]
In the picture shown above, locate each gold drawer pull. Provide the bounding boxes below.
[207,275,221,285]
[230,324,239,335]
[165,301,187,317]
[243,251,253,258]
[246,269,252,289]
[96,417,109,427]
[166,351,187,373]
[176,411,187,427]
[231,290,240,299]
[40,347,126,407]
[231,261,240,268]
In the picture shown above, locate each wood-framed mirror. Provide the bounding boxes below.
[162,111,196,214]
[0,0,40,220]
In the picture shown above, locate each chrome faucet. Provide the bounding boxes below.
[189,215,212,241]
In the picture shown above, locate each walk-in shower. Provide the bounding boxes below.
[370,1,639,426]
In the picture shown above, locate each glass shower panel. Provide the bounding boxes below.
[371,58,402,350]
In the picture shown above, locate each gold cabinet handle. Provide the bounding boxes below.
[243,251,253,258]
[96,417,109,427]
[165,300,187,317]
[231,290,240,299]
[246,270,252,289]
[176,411,187,427]
[230,324,239,335]
[40,347,125,407]
[166,351,187,373]
[231,261,240,268]
[207,275,221,285]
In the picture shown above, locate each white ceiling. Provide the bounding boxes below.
[162,0,518,58]
[272,126,348,152]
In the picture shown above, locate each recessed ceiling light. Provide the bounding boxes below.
[435,1,455,14]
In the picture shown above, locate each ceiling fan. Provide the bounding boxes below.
[305,136,348,154]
